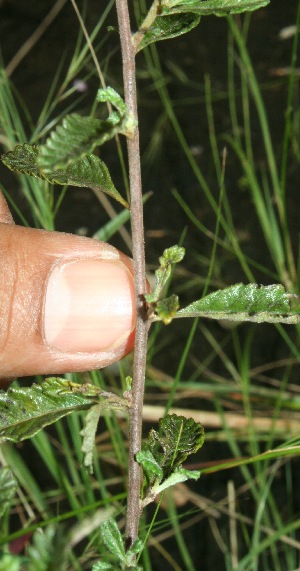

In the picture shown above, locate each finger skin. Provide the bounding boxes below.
[0,192,14,224]
[0,223,135,381]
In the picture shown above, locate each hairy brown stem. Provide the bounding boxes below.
[115,0,148,547]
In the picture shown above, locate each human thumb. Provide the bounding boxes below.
[0,221,135,383]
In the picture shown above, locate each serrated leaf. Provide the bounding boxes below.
[99,519,126,563]
[145,245,185,304]
[1,143,41,178]
[53,154,129,208]
[1,145,128,208]
[38,87,136,173]
[0,378,127,444]
[177,283,300,324]
[134,13,200,52]
[136,449,163,483]
[162,414,204,468]
[80,405,102,474]
[0,467,18,518]
[142,414,204,479]
[39,114,108,170]
[161,0,270,16]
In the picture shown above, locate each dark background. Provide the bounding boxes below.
[1,1,300,569]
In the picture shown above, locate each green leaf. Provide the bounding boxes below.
[38,87,135,173]
[142,414,204,479]
[161,0,270,16]
[134,0,268,52]
[96,86,127,116]
[80,405,102,474]
[0,467,18,519]
[39,114,111,171]
[134,13,200,52]
[1,143,41,178]
[177,283,300,324]
[136,449,163,483]
[0,378,128,443]
[54,154,129,208]
[2,144,128,208]
[99,519,126,563]
[145,245,185,304]
[155,466,201,495]
[1,87,134,208]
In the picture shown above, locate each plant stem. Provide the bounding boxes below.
[115,0,148,547]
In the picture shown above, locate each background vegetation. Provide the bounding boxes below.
[0,0,300,569]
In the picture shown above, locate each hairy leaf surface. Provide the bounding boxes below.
[80,405,102,474]
[135,0,269,51]
[38,87,135,172]
[145,245,185,304]
[142,414,204,479]
[2,145,128,207]
[161,0,270,15]
[134,13,200,51]
[0,378,127,443]
[177,283,300,323]
[99,519,126,562]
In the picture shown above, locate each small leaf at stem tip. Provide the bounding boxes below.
[96,86,127,115]
[96,86,137,138]
[145,245,185,304]
[160,245,185,266]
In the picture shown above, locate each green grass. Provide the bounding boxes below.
[1,0,300,569]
